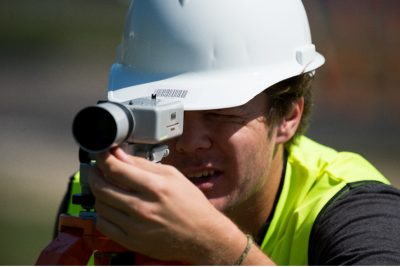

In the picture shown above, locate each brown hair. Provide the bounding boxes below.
[265,72,315,147]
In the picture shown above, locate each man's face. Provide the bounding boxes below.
[163,93,278,212]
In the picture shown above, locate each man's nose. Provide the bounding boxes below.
[174,111,212,153]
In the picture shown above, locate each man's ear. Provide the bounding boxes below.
[275,97,304,144]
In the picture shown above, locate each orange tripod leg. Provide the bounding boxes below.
[36,231,92,265]
[36,214,185,265]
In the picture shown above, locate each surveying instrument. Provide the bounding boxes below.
[36,95,184,265]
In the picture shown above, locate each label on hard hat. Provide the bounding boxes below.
[153,89,188,99]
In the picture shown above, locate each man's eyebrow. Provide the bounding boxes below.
[218,103,248,113]
[211,107,244,115]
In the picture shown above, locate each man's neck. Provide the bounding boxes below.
[226,144,285,242]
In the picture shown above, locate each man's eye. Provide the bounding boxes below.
[207,112,234,118]
[206,112,243,122]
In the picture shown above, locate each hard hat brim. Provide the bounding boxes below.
[108,53,324,111]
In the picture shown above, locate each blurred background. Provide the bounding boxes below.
[0,0,399,264]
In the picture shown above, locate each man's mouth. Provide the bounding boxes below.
[185,170,221,189]
[186,170,215,179]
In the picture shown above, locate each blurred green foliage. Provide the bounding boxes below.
[0,220,50,265]
[0,0,127,58]
[0,1,127,264]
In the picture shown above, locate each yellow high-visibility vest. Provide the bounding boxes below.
[260,136,389,265]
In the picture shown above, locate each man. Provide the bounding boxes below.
[61,0,400,265]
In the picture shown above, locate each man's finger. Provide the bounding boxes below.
[94,150,164,194]
[89,171,144,215]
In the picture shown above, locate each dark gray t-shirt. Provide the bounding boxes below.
[309,182,400,265]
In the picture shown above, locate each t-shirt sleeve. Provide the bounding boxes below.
[309,182,400,265]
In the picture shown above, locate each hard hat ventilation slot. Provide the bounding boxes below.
[296,44,316,67]
[179,0,189,7]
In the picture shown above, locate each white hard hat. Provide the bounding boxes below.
[108,0,325,110]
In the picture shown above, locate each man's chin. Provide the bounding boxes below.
[205,195,235,213]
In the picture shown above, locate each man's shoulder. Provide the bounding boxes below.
[287,136,389,185]
[309,182,400,265]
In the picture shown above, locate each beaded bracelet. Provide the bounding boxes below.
[233,234,253,265]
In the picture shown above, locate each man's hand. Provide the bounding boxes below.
[88,147,248,264]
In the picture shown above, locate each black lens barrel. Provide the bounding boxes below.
[72,102,134,153]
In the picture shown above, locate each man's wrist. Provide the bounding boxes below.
[233,234,254,265]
